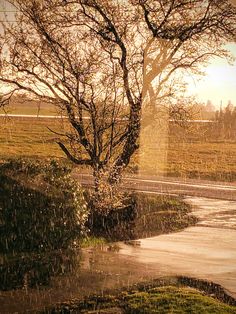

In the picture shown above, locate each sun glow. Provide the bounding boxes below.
[186,43,236,108]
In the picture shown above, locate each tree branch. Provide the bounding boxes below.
[57,141,92,165]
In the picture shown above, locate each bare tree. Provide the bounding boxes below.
[0,0,236,212]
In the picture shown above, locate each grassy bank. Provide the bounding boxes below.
[132,193,196,239]
[83,184,196,242]
[1,117,235,181]
[48,278,236,313]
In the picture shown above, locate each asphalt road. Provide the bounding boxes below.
[75,172,236,201]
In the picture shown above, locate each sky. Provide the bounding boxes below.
[186,43,236,108]
[0,0,236,108]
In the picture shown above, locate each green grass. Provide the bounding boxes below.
[51,285,236,313]
[166,139,236,181]
[123,286,236,313]
[131,137,236,181]
[0,117,66,158]
[79,236,107,248]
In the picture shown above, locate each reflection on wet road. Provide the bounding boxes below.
[119,197,236,297]
[1,197,236,313]
[186,197,236,229]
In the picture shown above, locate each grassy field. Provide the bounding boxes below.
[0,117,65,159]
[167,139,236,181]
[0,116,235,181]
[0,100,56,116]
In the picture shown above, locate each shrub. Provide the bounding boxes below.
[0,158,88,253]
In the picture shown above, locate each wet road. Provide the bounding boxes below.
[76,173,236,201]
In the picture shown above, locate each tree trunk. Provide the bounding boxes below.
[90,167,124,216]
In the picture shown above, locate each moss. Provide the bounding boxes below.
[123,286,236,313]
[50,285,236,314]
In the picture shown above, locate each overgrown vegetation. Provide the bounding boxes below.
[0,159,88,253]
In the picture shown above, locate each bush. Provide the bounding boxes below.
[0,158,88,253]
[87,198,137,240]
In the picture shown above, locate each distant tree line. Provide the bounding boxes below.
[215,102,236,139]
[169,100,236,142]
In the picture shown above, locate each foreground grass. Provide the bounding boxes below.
[1,117,235,181]
[51,285,236,313]
[124,286,236,314]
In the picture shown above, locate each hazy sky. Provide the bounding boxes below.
[186,0,236,109]
[0,0,236,108]
[186,43,236,108]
